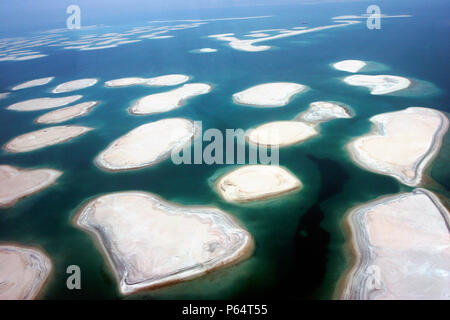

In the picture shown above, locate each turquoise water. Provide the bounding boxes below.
[0,0,448,300]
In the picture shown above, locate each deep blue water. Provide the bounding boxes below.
[0,0,448,299]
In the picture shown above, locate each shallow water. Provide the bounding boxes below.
[0,0,448,299]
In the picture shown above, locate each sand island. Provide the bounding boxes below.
[7,95,82,111]
[105,74,189,88]
[105,77,147,87]
[95,118,197,171]
[347,107,448,186]
[343,75,411,95]
[248,101,352,147]
[11,77,54,91]
[35,101,99,124]
[233,82,306,107]
[129,83,211,115]
[341,188,450,300]
[4,125,93,153]
[0,244,52,300]
[296,101,352,123]
[215,165,302,202]
[333,60,366,73]
[74,191,253,294]
[247,121,317,147]
[52,78,98,93]
[0,165,62,208]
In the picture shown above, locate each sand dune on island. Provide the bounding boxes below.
[0,165,62,208]
[35,101,99,124]
[0,245,52,300]
[233,82,306,107]
[4,125,93,153]
[74,191,253,294]
[341,189,450,300]
[7,95,82,111]
[347,107,448,186]
[296,101,351,123]
[129,83,211,115]
[215,165,302,202]
[95,118,197,171]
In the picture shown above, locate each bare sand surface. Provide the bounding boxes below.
[247,121,317,147]
[343,75,411,95]
[333,60,366,73]
[296,101,352,123]
[95,118,197,171]
[146,74,189,86]
[233,82,306,107]
[129,83,211,115]
[4,125,93,153]
[75,191,253,294]
[216,165,302,202]
[0,244,52,300]
[347,107,448,186]
[341,189,450,300]
[196,48,218,53]
[105,77,147,87]
[11,77,54,91]
[0,165,62,208]
[35,101,99,124]
[7,95,82,111]
[52,78,98,93]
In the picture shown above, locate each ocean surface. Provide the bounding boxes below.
[0,0,448,299]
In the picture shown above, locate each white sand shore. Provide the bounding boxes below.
[146,74,189,86]
[0,245,52,300]
[7,95,82,111]
[35,101,99,124]
[105,77,147,87]
[11,77,54,91]
[130,83,211,115]
[209,20,360,52]
[196,48,218,53]
[96,118,197,171]
[344,75,411,95]
[297,101,352,123]
[247,121,317,147]
[333,60,366,73]
[4,125,93,153]
[0,165,62,208]
[341,189,450,300]
[233,82,306,107]
[52,78,98,93]
[347,107,448,186]
[75,191,253,294]
[216,165,302,202]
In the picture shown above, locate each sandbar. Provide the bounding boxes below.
[233,82,306,107]
[196,48,218,53]
[129,83,211,115]
[215,165,302,202]
[343,75,411,95]
[11,77,54,91]
[0,165,62,208]
[347,107,448,186]
[0,245,52,299]
[7,95,82,111]
[296,101,352,123]
[95,118,197,171]
[247,121,317,147]
[74,191,253,294]
[4,125,93,153]
[52,78,98,93]
[341,188,450,300]
[105,77,147,87]
[333,60,366,73]
[35,101,99,124]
